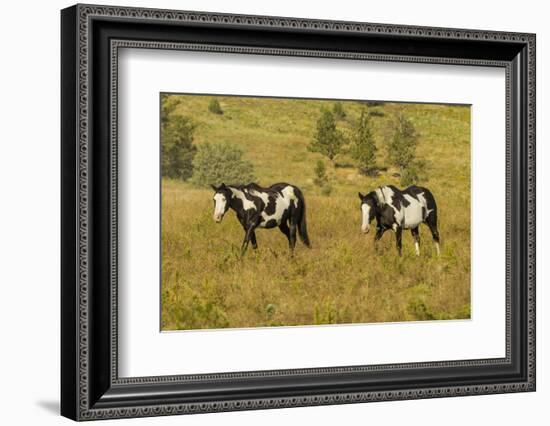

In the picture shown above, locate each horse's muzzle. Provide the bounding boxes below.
[213,214,223,223]
[361,225,370,234]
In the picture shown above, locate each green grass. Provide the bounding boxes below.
[161,95,471,330]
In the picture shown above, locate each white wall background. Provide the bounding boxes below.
[0,0,546,424]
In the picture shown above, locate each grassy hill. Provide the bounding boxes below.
[161,94,471,330]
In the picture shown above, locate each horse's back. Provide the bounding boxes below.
[404,185,436,204]
[404,185,426,196]
[267,182,296,191]
[246,182,294,193]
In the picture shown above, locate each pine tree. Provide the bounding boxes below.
[351,108,377,175]
[308,109,345,164]
[387,111,418,172]
[160,95,197,180]
[161,115,197,180]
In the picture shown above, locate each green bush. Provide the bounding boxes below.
[369,110,385,118]
[161,112,197,180]
[332,101,346,120]
[320,184,333,196]
[208,98,223,115]
[191,142,255,187]
[400,160,429,186]
[407,299,435,321]
[312,159,333,196]
[365,101,385,107]
[400,167,419,186]
[160,94,180,126]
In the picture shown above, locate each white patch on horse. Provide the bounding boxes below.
[250,187,294,228]
[414,241,420,256]
[361,203,371,233]
[377,186,404,224]
[249,189,269,204]
[402,194,425,229]
[416,192,433,219]
[213,193,227,222]
[281,186,299,208]
[375,186,393,206]
[229,188,256,211]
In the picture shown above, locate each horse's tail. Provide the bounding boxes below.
[293,186,311,248]
[421,187,440,243]
[421,188,437,220]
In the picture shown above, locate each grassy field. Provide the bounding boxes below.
[161,95,471,330]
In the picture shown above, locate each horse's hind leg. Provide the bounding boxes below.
[289,221,298,252]
[411,227,420,256]
[279,222,292,248]
[431,229,441,256]
[426,217,441,256]
[395,226,403,256]
[282,206,298,253]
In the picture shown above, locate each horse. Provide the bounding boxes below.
[211,182,311,255]
[358,185,440,256]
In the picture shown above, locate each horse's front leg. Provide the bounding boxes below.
[249,231,258,250]
[241,220,259,256]
[241,227,252,255]
[373,226,385,253]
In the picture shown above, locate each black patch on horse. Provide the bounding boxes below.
[263,219,278,228]
[387,185,410,209]
[264,195,278,215]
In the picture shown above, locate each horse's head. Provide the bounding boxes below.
[358,191,378,234]
[211,183,231,223]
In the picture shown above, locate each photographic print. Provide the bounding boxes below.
[160,94,471,331]
[61,6,535,418]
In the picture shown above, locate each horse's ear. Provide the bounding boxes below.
[220,182,227,189]
[358,192,364,200]
[210,184,218,191]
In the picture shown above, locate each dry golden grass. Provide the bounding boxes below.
[162,184,470,330]
[161,96,471,330]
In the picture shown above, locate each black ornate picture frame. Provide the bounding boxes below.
[61,4,536,421]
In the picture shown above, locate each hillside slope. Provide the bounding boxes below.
[161,94,471,330]
[163,94,470,196]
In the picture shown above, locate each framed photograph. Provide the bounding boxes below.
[61,4,536,421]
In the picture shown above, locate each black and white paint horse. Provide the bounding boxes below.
[358,185,440,256]
[211,182,311,255]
